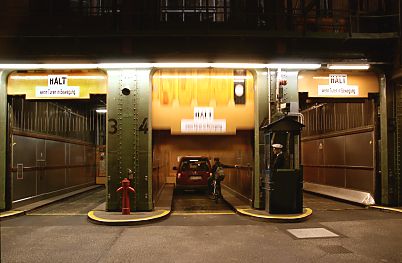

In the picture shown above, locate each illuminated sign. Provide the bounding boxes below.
[48,75,68,86]
[36,86,79,97]
[318,74,359,96]
[194,107,214,120]
[181,120,226,133]
[7,70,107,99]
[36,75,80,98]
[298,71,379,98]
[181,107,226,133]
[329,74,347,85]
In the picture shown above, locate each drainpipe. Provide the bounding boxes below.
[268,68,271,123]
[276,68,281,112]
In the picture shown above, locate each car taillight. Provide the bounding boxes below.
[177,173,181,179]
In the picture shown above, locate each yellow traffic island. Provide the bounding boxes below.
[369,205,402,214]
[0,210,25,220]
[88,184,174,226]
[87,208,170,226]
[221,187,313,223]
[235,207,313,222]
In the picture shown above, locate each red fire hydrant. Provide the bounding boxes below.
[116,178,136,215]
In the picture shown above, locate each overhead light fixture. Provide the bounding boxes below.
[99,63,212,68]
[0,64,99,69]
[327,64,370,70]
[96,109,107,113]
[153,75,252,79]
[1,62,322,70]
[99,63,152,69]
[267,63,321,69]
[212,63,267,69]
[154,63,210,68]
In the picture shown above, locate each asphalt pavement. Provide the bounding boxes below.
[1,187,402,263]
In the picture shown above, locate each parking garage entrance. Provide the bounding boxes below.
[298,70,380,204]
[5,70,107,209]
[151,69,256,210]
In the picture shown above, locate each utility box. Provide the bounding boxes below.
[261,116,304,214]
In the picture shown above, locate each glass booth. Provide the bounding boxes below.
[261,116,304,214]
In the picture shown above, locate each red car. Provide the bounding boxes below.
[174,156,212,189]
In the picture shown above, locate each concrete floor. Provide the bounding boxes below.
[1,188,402,263]
[172,189,232,213]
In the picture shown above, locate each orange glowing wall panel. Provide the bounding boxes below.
[152,69,255,134]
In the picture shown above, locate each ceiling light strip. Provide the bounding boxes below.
[1,63,324,70]
[327,64,370,70]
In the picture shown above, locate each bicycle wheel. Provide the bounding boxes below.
[212,180,219,203]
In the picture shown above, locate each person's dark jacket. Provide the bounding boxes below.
[272,152,285,170]
[211,161,223,174]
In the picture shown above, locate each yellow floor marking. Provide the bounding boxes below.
[171,211,235,216]
[315,208,366,211]
[0,210,24,218]
[370,205,402,213]
[87,209,170,223]
[27,213,87,216]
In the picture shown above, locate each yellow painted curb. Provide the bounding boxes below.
[171,212,235,216]
[370,205,402,213]
[87,209,170,224]
[236,207,313,221]
[0,210,24,219]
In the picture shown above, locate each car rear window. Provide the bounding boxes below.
[180,159,210,172]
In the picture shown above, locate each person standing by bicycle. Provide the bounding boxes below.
[208,158,226,198]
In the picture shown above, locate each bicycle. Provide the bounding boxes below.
[211,174,224,203]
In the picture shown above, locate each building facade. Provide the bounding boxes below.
[0,0,401,211]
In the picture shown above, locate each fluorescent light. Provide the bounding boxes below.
[99,63,211,68]
[327,64,370,70]
[212,63,321,69]
[152,75,252,79]
[211,63,266,69]
[0,64,99,69]
[154,63,210,68]
[267,63,321,69]
[1,62,322,70]
[98,63,153,69]
[96,109,107,113]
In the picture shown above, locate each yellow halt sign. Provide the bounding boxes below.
[7,70,107,99]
